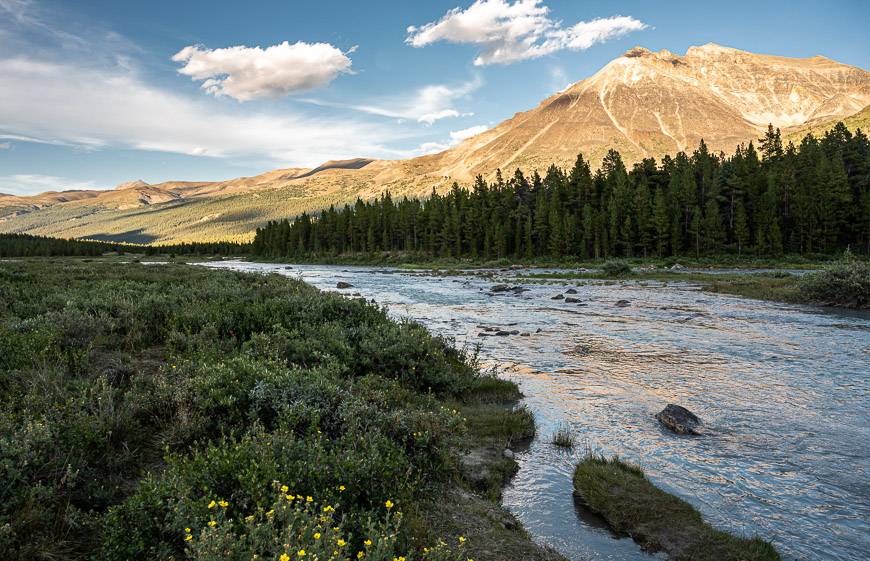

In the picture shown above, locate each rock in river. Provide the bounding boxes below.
[656,404,702,435]
[551,294,564,300]
[615,299,631,307]
[336,281,353,289]
[565,288,578,294]
[490,284,510,293]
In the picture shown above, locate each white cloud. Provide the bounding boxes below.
[450,125,488,142]
[406,0,646,65]
[302,77,480,125]
[0,57,407,167]
[404,124,490,158]
[415,141,451,156]
[418,109,461,125]
[0,174,97,195]
[172,41,354,101]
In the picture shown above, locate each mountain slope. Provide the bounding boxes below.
[2,43,868,243]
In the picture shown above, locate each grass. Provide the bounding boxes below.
[551,423,576,448]
[0,258,552,561]
[462,404,535,444]
[573,455,780,561]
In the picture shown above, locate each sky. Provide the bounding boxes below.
[1,0,868,195]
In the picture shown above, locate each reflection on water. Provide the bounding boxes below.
[202,261,870,561]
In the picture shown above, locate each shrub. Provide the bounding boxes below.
[798,252,870,308]
[0,261,482,560]
[601,260,632,276]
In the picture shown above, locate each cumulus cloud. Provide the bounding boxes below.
[406,0,646,65]
[0,174,96,195]
[172,41,354,101]
[0,57,407,167]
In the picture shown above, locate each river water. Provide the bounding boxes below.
[203,261,869,561]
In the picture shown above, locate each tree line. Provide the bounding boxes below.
[0,233,246,257]
[253,123,870,260]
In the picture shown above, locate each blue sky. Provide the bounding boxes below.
[1,0,868,195]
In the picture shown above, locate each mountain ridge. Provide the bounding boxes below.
[2,43,868,243]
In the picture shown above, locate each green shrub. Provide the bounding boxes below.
[798,252,870,308]
[601,260,632,276]
[0,261,482,560]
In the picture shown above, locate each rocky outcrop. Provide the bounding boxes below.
[656,404,702,435]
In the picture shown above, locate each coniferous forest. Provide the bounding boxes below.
[0,233,247,258]
[253,124,870,260]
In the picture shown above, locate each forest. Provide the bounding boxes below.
[0,233,246,257]
[252,124,870,260]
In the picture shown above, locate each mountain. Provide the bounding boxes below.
[2,43,868,244]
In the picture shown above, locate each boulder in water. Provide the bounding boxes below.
[336,281,353,289]
[656,404,701,435]
[565,297,582,303]
[491,284,510,293]
[565,288,578,294]
[551,294,564,300]
[615,299,631,307]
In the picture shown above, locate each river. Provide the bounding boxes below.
[202,261,869,561]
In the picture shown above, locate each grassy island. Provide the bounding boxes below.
[573,456,780,561]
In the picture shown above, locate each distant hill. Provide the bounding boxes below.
[2,43,868,243]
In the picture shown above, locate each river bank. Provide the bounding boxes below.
[0,259,560,561]
[201,261,869,561]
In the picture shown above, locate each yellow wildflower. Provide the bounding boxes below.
[357,553,364,559]
[207,500,217,509]
[207,520,216,527]
[337,539,346,547]
[184,527,191,533]
[323,505,334,513]
[184,535,193,542]
[306,496,313,503]
[314,532,321,540]
[339,485,346,492]
[385,499,394,510]
[297,550,306,557]
[280,555,290,561]
[286,494,294,501]
[280,485,289,493]
[266,509,274,517]
[218,500,229,508]
[458,536,466,543]
[364,539,372,546]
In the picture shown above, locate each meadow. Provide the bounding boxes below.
[0,259,543,561]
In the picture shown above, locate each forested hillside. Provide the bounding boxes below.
[253,124,870,259]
